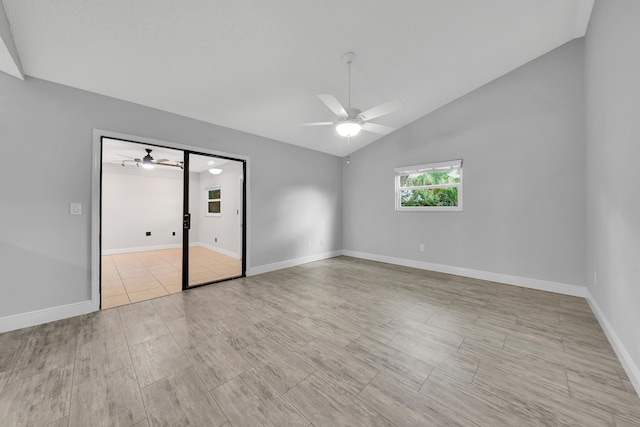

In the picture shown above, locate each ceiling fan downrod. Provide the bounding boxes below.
[342,51,355,109]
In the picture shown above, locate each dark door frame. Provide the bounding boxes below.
[181,149,247,290]
[93,131,248,309]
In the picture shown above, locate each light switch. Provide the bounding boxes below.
[70,203,82,215]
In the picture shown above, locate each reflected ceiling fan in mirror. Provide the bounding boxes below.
[115,148,184,169]
[301,52,403,137]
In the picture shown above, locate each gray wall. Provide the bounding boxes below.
[0,75,343,318]
[196,161,244,258]
[343,39,586,287]
[585,0,640,381]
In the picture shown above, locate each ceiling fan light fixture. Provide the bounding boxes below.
[300,51,401,141]
[142,149,155,169]
[208,168,222,175]
[336,121,361,137]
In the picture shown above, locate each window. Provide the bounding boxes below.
[395,159,463,211]
[206,186,221,217]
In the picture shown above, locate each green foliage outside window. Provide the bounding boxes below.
[400,171,459,207]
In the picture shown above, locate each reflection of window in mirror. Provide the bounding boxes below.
[206,186,221,217]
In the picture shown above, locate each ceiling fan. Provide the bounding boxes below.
[116,148,184,169]
[301,52,403,137]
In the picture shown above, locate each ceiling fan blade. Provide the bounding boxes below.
[116,154,136,159]
[299,122,334,127]
[362,122,395,135]
[154,158,170,163]
[155,162,183,168]
[360,99,403,121]
[318,94,347,117]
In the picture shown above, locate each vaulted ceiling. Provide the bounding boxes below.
[0,0,593,156]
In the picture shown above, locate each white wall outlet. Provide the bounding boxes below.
[307,240,312,248]
[419,243,425,252]
[70,203,82,215]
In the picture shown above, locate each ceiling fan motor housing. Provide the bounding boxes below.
[336,106,364,137]
[337,107,363,124]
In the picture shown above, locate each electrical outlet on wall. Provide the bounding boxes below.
[214,237,217,243]
[146,231,151,236]
[419,243,425,252]
[307,241,312,248]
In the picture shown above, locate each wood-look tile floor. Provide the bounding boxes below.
[1,256,639,426]
[101,247,242,309]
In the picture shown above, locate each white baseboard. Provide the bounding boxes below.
[196,242,241,260]
[101,243,182,255]
[342,250,587,297]
[0,300,95,333]
[246,250,343,276]
[586,291,640,397]
[102,242,241,259]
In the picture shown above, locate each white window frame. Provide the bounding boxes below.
[394,159,463,212]
[206,185,221,217]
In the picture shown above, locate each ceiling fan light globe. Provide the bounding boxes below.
[142,151,155,169]
[336,121,361,137]
[208,168,223,175]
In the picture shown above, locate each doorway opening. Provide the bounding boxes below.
[99,136,246,309]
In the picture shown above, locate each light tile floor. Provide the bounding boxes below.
[102,247,242,309]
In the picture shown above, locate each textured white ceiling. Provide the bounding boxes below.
[3,0,593,157]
